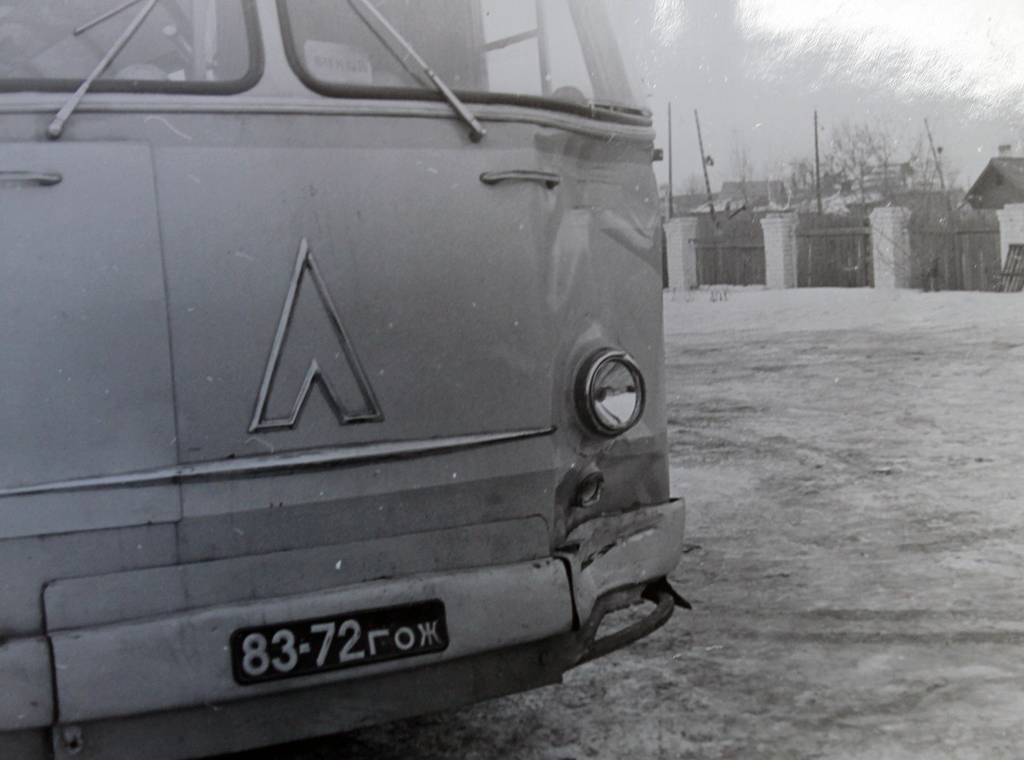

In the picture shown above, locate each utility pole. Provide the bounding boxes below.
[667,102,674,218]
[924,118,947,195]
[925,117,959,289]
[694,109,716,226]
[814,110,823,215]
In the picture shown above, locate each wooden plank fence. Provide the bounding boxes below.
[693,212,766,286]
[679,207,1000,291]
[999,244,1024,293]
[796,215,871,288]
[907,204,1000,291]
[909,224,1001,291]
[693,239,765,286]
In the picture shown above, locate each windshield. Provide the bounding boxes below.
[278,0,648,121]
[0,0,259,93]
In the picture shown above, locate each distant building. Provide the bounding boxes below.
[667,192,709,216]
[861,162,915,195]
[667,181,788,216]
[718,180,787,210]
[964,153,1024,210]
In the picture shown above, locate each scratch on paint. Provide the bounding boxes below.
[144,114,193,141]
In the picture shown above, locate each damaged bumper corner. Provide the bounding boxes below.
[556,499,689,665]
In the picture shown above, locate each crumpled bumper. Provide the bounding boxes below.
[556,498,689,665]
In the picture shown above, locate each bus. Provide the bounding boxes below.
[0,1,687,758]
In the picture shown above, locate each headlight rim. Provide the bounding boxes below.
[574,348,647,437]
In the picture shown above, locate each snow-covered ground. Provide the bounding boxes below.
[238,288,1024,760]
[662,287,1024,759]
[664,285,1024,335]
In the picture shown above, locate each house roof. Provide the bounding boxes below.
[668,180,793,215]
[965,157,1024,209]
[669,193,709,214]
[719,180,786,204]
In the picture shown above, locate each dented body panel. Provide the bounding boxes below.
[0,1,684,757]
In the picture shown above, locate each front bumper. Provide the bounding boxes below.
[1,499,687,760]
[49,559,574,725]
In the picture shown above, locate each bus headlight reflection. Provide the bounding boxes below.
[576,350,646,436]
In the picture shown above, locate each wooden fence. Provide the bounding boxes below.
[908,213,1001,291]
[796,214,871,287]
[999,244,1024,292]
[676,207,1001,291]
[693,212,766,286]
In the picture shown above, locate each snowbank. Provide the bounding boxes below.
[664,287,1024,336]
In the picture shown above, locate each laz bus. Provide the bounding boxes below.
[0,1,687,758]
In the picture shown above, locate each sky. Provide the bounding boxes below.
[612,0,1024,193]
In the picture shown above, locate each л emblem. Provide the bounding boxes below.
[249,238,383,432]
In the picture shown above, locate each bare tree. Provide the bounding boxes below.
[729,133,753,185]
[824,120,879,203]
[785,157,816,194]
[823,118,936,203]
[683,172,705,195]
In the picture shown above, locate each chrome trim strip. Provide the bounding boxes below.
[0,427,555,498]
[0,96,655,141]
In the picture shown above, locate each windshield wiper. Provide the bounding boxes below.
[47,0,160,140]
[73,0,147,35]
[346,0,486,143]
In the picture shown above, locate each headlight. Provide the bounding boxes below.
[575,349,646,436]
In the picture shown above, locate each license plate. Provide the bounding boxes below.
[230,600,448,685]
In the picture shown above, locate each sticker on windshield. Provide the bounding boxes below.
[304,40,373,85]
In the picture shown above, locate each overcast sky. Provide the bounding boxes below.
[616,0,1024,192]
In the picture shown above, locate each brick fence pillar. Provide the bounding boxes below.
[870,206,912,289]
[996,203,1024,270]
[760,213,798,289]
[664,216,699,290]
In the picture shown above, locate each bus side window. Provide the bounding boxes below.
[480,0,542,96]
[539,0,594,103]
[195,0,252,82]
[480,0,594,105]
[282,0,482,91]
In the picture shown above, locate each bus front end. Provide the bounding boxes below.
[0,1,685,758]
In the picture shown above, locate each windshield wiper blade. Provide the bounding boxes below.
[346,0,486,143]
[73,0,147,36]
[47,0,160,140]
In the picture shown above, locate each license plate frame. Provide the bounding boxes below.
[230,599,449,685]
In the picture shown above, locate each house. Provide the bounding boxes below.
[964,153,1024,210]
[667,181,788,216]
[666,192,710,216]
[718,180,787,210]
[861,162,915,194]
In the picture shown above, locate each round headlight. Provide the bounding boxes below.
[575,350,646,436]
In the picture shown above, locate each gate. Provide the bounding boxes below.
[909,209,1000,291]
[957,224,1002,291]
[693,212,766,286]
[796,214,872,287]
